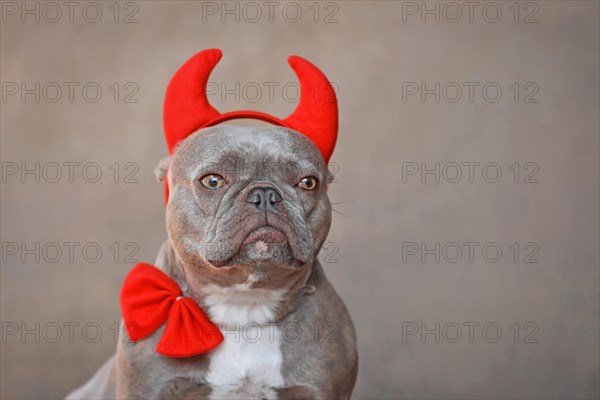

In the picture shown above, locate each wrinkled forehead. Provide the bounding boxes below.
[170,125,326,179]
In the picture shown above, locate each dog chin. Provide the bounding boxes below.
[208,226,304,268]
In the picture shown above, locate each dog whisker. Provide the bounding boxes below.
[331,208,350,218]
[331,201,352,206]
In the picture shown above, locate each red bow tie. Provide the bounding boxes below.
[120,263,224,357]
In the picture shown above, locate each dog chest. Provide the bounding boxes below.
[201,283,287,398]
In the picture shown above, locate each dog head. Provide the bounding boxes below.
[164,125,332,290]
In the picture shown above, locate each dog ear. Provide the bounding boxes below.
[325,167,335,184]
[154,156,171,183]
[326,172,334,184]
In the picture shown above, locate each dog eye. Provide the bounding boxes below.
[200,174,225,190]
[298,176,318,191]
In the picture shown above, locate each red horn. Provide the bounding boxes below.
[163,49,222,154]
[163,49,338,163]
[283,55,338,164]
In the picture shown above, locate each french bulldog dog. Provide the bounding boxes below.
[66,50,357,400]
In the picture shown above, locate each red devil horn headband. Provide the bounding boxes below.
[163,49,338,163]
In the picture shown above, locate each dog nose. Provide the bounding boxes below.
[246,186,283,211]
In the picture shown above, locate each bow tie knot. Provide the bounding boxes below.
[120,263,224,358]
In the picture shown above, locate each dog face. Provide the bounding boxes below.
[165,125,332,290]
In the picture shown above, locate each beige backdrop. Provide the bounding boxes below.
[1,1,599,399]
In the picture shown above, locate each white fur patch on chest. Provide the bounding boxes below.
[201,278,286,399]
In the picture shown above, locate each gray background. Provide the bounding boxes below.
[1,1,598,399]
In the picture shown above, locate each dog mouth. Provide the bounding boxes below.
[208,225,303,268]
[240,226,288,247]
